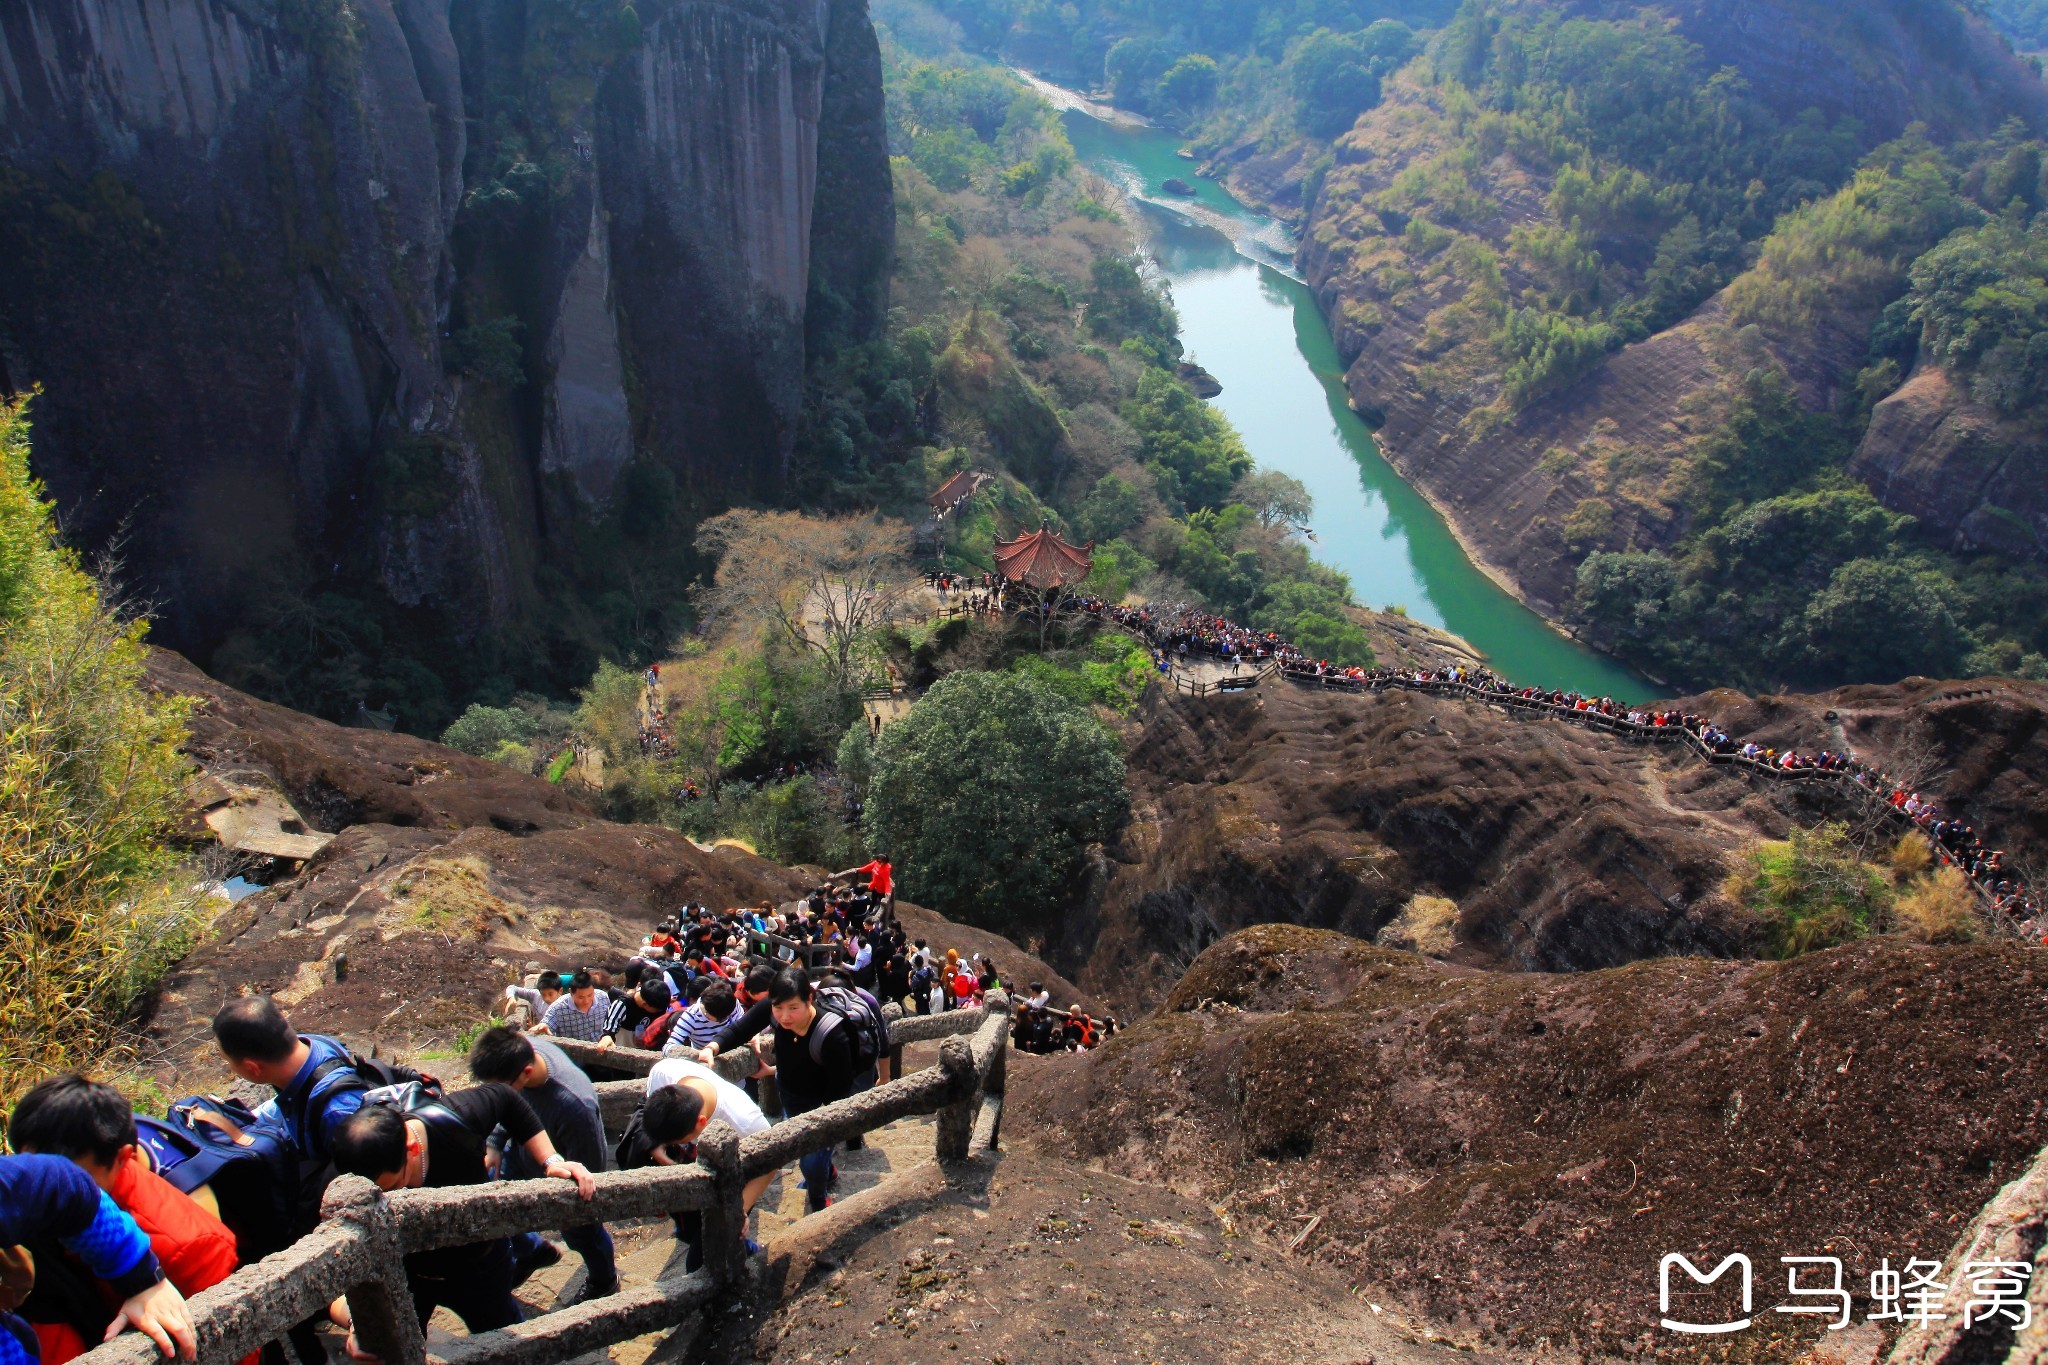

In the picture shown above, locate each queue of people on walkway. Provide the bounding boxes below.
[956,584,2044,940]
[0,853,1121,1363]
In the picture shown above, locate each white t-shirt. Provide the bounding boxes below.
[646,1057,770,1137]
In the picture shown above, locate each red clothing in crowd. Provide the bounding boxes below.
[34,1156,247,1365]
[854,859,893,898]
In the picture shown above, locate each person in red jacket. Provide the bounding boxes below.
[837,858,894,917]
[8,1077,240,1365]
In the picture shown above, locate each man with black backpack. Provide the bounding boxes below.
[326,1083,596,1356]
[759,969,881,1213]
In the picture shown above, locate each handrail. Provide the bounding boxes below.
[742,927,846,973]
[74,993,1012,1365]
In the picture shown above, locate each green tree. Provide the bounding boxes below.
[1083,255,1177,356]
[1357,20,1418,72]
[1123,366,1251,509]
[0,397,199,1107]
[1156,55,1220,112]
[442,704,530,756]
[1289,30,1382,138]
[1289,612,1374,666]
[1105,37,1177,105]
[1076,473,1145,541]
[446,316,525,387]
[864,672,1129,930]
[1572,551,1679,647]
[1500,307,1616,407]
[576,658,645,765]
[1800,559,1965,681]
[1233,468,1313,531]
[836,723,876,802]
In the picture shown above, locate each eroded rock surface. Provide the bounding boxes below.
[1014,924,2048,1361]
[1055,680,1843,1012]
[0,0,893,658]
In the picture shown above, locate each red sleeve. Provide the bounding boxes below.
[121,1166,240,1296]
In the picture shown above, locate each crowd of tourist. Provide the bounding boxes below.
[638,668,677,759]
[506,860,1113,1053]
[1038,589,2044,940]
[0,848,1127,1365]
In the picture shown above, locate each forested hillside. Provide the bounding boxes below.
[1279,1,2048,692]
[429,19,1402,871]
[896,0,2048,692]
[794,18,1373,661]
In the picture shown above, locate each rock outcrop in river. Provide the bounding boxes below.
[0,0,893,668]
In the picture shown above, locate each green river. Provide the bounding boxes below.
[1031,79,1654,699]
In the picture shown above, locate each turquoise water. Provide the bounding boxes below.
[1051,95,1654,699]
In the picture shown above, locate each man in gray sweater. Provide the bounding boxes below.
[468,1026,619,1302]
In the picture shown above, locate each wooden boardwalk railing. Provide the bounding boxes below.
[76,995,1013,1365]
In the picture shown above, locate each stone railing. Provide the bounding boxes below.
[75,996,1012,1365]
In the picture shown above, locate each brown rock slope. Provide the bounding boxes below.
[1669,675,2048,871]
[147,649,593,835]
[1012,924,2048,1361]
[1055,680,1857,1013]
[709,1148,1482,1365]
[143,650,1089,1083]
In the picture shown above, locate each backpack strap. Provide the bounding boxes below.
[287,1051,362,1145]
[405,1099,486,1169]
[807,1008,845,1066]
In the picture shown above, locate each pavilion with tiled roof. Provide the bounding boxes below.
[992,527,1094,590]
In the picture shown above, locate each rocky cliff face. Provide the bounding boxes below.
[0,0,893,670]
[1014,924,2048,1359]
[1056,678,1820,1012]
[1851,360,2048,560]
[1057,671,2048,1016]
[0,0,469,639]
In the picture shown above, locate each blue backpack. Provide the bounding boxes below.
[137,1096,303,1262]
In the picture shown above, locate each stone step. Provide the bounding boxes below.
[464,1107,944,1363]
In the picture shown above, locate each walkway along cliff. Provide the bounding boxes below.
[68,1005,1014,1365]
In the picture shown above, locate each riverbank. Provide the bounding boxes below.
[1044,79,1653,699]
[1372,426,1673,691]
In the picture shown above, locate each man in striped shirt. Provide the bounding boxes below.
[539,971,614,1045]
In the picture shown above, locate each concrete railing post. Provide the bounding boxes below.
[881,1001,906,1082]
[695,1122,747,1285]
[935,1034,976,1163]
[322,1176,427,1365]
[984,1032,1007,1153]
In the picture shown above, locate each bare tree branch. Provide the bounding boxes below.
[693,510,917,693]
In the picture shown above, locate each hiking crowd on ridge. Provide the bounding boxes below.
[0,856,1116,1365]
